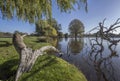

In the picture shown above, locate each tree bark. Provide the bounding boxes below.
[12,33,62,81]
[75,33,77,40]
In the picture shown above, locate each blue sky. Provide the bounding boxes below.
[0,0,120,34]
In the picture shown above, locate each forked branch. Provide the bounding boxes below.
[12,33,62,81]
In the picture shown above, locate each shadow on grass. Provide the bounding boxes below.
[21,55,58,81]
[0,41,12,47]
[0,59,19,81]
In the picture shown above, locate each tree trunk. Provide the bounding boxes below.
[75,33,77,40]
[12,33,62,81]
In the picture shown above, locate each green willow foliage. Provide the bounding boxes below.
[47,18,61,32]
[35,20,58,36]
[0,0,87,23]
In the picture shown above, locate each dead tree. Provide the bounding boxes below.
[85,18,120,81]
[88,18,120,44]
[98,18,120,44]
[12,33,63,81]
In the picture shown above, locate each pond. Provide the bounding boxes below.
[56,37,120,81]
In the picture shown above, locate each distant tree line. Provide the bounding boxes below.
[84,33,120,37]
[0,32,13,37]
[63,33,118,38]
[0,31,29,38]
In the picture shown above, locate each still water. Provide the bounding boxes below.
[56,37,120,81]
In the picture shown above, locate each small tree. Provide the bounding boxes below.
[69,19,84,39]
[35,20,57,37]
[35,20,48,36]
[47,18,62,32]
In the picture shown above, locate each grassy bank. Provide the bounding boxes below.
[0,37,87,81]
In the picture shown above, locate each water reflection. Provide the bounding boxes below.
[57,37,120,81]
[67,38,84,55]
[64,37,68,41]
[87,37,119,81]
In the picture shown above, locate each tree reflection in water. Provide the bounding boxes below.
[86,37,119,81]
[67,38,84,55]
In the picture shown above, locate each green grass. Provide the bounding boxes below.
[0,37,87,81]
[0,38,18,80]
[24,36,51,50]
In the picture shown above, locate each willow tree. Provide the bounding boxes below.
[0,0,87,23]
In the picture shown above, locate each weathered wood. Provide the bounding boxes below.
[12,33,62,81]
[13,33,27,54]
[88,18,120,44]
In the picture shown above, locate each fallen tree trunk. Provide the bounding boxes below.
[12,33,62,81]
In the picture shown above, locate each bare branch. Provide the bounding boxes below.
[89,18,120,44]
[101,18,106,26]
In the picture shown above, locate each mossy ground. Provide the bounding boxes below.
[0,37,87,81]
